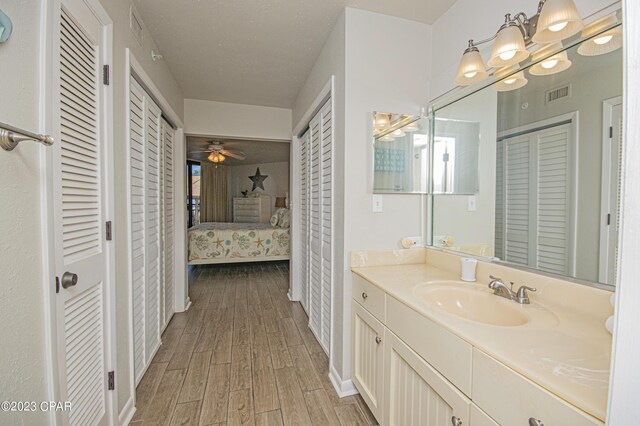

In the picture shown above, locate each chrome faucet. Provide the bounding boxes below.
[488,275,536,304]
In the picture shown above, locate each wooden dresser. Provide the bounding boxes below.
[233,196,271,223]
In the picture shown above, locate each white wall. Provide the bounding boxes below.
[185,99,292,140]
[429,0,617,100]
[0,2,49,424]
[0,0,184,421]
[228,161,290,216]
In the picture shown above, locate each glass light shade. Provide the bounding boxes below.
[375,113,390,128]
[577,14,622,56]
[392,129,406,138]
[208,152,225,163]
[488,25,530,68]
[379,134,395,142]
[532,0,584,44]
[493,65,528,91]
[529,43,571,76]
[454,48,488,86]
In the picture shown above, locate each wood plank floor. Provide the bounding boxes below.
[130,261,377,426]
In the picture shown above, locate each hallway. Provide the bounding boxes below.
[130,262,376,425]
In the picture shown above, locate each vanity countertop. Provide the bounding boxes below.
[351,254,612,422]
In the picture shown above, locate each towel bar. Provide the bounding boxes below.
[0,122,55,151]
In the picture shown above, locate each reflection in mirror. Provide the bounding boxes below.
[430,16,623,287]
[432,118,480,194]
[373,112,428,193]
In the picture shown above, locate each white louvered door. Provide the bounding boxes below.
[53,1,110,424]
[299,129,311,313]
[130,77,166,383]
[303,98,332,354]
[161,119,176,328]
[496,123,572,275]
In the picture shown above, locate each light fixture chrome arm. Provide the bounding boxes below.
[0,121,55,151]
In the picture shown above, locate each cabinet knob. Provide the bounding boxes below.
[375,336,382,344]
[451,416,463,426]
[362,292,368,300]
[528,418,544,426]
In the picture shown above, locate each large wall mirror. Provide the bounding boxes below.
[373,112,429,193]
[429,12,623,288]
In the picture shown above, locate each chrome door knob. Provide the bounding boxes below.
[61,272,78,289]
[451,416,463,426]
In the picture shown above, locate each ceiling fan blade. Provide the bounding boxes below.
[188,150,213,153]
[221,150,245,160]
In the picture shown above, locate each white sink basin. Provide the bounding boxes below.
[414,283,529,327]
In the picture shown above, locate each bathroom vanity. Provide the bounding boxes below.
[350,248,611,426]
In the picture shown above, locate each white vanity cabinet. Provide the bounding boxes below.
[350,273,605,426]
[352,301,385,421]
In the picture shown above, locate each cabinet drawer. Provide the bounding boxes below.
[386,295,472,397]
[384,329,470,426]
[472,349,603,426]
[234,198,259,206]
[352,274,385,322]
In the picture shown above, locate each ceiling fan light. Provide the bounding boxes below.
[532,0,584,44]
[208,152,226,163]
[577,14,622,56]
[455,46,488,86]
[488,24,530,68]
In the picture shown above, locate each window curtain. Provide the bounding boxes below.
[200,162,229,222]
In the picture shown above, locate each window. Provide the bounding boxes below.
[187,161,201,227]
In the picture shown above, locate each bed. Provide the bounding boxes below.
[188,221,290,264]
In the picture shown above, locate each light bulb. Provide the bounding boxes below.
[504,78,517,85]
[392,129,406,138]
[541,59,558,69]
[548,21,568,32]
[594,34,613,45]
[464,71,478,78]
[499,50,517,61]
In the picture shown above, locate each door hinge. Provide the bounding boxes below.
[108,371,115,390]
[610,126,613,138]
[607,213,611,225]
[55,276,60,294]
[105,221,113,241]
[103,65,110,86]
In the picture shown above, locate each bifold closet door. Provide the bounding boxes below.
[161,119,176,328]
[130,77,164,384]
[299,129,311,314]
[305,97,333,354]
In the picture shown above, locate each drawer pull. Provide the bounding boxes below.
[362,292,368,300]
[375,336,382,344]
[528,419,544,426]
[451,416,463,426]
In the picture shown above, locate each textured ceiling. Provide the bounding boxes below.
[134,0,456,108]
[186,136,290,165]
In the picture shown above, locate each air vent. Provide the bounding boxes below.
[546,84,571,104]
[130,5,144,46]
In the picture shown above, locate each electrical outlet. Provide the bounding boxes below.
[467,195,477,212]
[372,194,383,213]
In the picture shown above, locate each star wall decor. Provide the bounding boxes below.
[249,167,269,191]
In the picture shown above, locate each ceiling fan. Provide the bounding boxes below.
[190,141,246,164]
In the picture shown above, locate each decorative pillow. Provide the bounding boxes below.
[270,213,279,226]
[279,209,291,228]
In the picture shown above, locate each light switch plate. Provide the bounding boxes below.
[372,194,383,213]
[467,195,477,212]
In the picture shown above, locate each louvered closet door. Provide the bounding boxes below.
[54,2,109,424]
[308,113,323,342]
[130,77,164,383]
[299,129,311,313]
[319,99,333,352]
[306,97,332,354]
[162,119,176,328]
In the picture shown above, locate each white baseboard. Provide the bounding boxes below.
[329,364,359,398]
[118,396,136,426]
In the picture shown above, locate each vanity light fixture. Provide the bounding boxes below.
[532,0,584,44]
[488,15,530,68]
[375,113,390,129]
[494,66,528,91]
[391,128,406,138]
[454,42,489,86]
[403,121,420,132]
[454,0,583,86]
[529,42,572,76]
[577,13,622,56]
[379,134,395,142]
